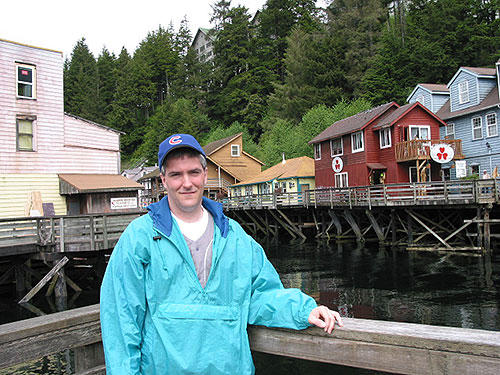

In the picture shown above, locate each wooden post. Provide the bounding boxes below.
[90,216,95,251]
[407,213,413,245]
[483,207,490,253]
[74,342,105,374]
[103,215,108,249]
[15,263,25,301]
[477,208,483,249]
[391,210,397,248]
[59,217,65,252]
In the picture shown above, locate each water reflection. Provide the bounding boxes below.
[266,241,500,331]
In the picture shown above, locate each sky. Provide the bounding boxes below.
[1,0,267,59]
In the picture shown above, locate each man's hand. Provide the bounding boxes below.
[308,306,343,334]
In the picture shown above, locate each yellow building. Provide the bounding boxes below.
[230,156,315,197]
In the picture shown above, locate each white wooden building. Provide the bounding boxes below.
[0,38,139,218]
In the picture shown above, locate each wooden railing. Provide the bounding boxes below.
[1,304,500,375]
[224,180,499,210]
[0,212,143,255]
[395,139,463,162]
[205,177,232,191]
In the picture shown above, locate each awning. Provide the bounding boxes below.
[367,163,387,170]
[59,174,144,195]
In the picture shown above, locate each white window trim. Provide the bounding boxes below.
[486,113,498,138]
[230,144,240,157]
[409,125,431,140]
[351,131,364,153]
[16,63,36,99]
[314,143,321,160]
[458,80,469,104]
[330,138,343,157]
[446,122,455,138]
[379,128,392,149]
[472,116,483,140]
[334,172,348,188]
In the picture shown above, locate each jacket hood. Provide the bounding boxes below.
[147,196,229,237]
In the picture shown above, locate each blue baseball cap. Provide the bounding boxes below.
[158,134,206,168]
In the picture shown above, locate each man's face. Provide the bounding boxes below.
[160,154,207,218]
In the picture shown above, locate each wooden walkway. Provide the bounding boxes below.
[223,179,499,210]
[1,304,499,375]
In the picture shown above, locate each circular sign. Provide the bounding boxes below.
[430,144,454,164]
[332,157,344,173]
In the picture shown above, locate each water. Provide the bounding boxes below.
[1,241,499,374]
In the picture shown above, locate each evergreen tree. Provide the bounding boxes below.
[64,38,99,121]
[96,47,117,123]
[210,0,232,30]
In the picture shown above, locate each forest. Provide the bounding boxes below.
[63,0,500,169]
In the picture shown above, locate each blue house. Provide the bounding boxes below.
[409,61,500,179]
[407,83,449,114]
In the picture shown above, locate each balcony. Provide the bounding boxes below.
[395,139,464,162]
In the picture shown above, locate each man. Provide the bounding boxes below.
[100,134,343,374]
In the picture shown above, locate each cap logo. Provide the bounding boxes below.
[169,136,182,145]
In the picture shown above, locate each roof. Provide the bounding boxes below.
[373,102,448,130]
[407,83,449,102]
[436,86,500,120]
[367,163,387,170]
[64,113,124,134]
[0,38,62,55]
[231,157,314,187]
[448,66,497,87]
[138,168,160,181]
[59,174,143,194]
[309,102,397,144]
[122,166,157,182]
[202,133,264,166]
[203,133,242,155]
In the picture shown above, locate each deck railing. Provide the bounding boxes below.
[1,304,500,375]
[0,212,143,255]
[395,139,463,162]
[223,179,498,210]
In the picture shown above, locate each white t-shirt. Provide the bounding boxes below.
[171,206,208,241]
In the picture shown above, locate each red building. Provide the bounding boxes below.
[309,102,463,188]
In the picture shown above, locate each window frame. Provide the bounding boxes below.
[409,125,431,140]
[445,122,455,139]
[16,117,35,151]
[351,131,364,153]
[458,80,469,104]
[314,143,321,160]
[379,128,392,149]
[16,63,36,99]
[230,144,240,157]
[330,137,343,157]
[472,116,483,140]
[486,113,498,138]
[334,172,349,188]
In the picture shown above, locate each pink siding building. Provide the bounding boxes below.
[0,38,140,217]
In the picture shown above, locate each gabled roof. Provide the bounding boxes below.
[203,133,264,165]
[447,67,497,87]
[407,83,449,102]
[59,174,143,194]
[436,86,500,120]
[373,102,448,129]
[203,133,242,155]
[191,28,216,47]
[232,157,314,187]
[309,102,397,144]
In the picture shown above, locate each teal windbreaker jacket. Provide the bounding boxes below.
[100,197,317,374]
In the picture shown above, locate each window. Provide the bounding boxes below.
[472,117,483,140]
[17,118,34,151]
[486,113,498,137]
[231,144,240,157]
[470,165,480,176]
[245,186,252,196]
[334,172,348,188]
[330,138,343,156]
[314,144,321,160]
[409,126,430,140]
[458,81,469,104]
[446,123,455,139]
[351,131,364,153]
[17,64,36,99]
[379,128,391,149]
